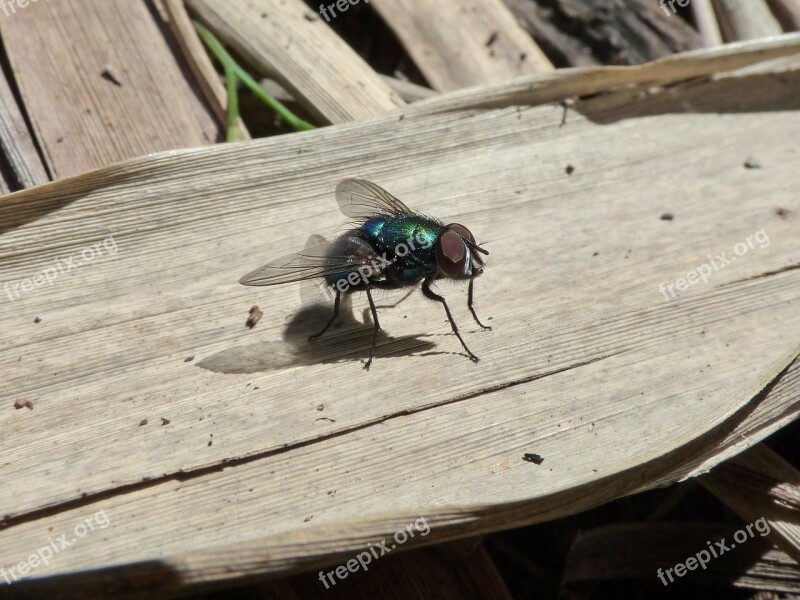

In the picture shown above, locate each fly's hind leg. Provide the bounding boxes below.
[309,290,341,341]
[363,286,382,370]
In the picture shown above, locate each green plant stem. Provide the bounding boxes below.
[223,64,241,142]
[194,21,316,136]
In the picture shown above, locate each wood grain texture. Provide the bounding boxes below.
[702,445,800,564]
[188,0,405,124]
[162,0,250,139]
[1,38,800,597]
[691,0,724,47]
[712,0,783,41]
[562,523,800,591]
[371,0,553,91]
[768,0,800,31]
[0,0,220,178]
[0,69,49,189]
[400,33,800,115]
[504,0,702,66]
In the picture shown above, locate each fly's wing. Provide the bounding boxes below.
[239,238,379,286]
[335,178,412,220]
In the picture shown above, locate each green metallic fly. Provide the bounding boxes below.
[239,179,491,369]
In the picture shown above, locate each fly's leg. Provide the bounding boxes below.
[468,275,492,331]
[421,277,479,363]
[309,290,340,341]
[376,284,417,309]
[364,287,382,370]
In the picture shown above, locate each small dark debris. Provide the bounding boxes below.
[161,418,170,426]
[523,453,544,465]
[33,316,41,323]
[559,100,573,127]
[744,157,762,169]
[14,399,33,410]
[316,417,336,423]
[327,490,336,496]
[660,213,674,221]
[486,31,499,47]
[398,114,405,121]
[246,305,263,329]
[592,252,599,257]
[775,207,790,219]
[208,440,213,447]
[184,356,194,363]
[565,164,575,175]
[304,515,314,522]
[316,403,325,411]
[100,65,123,86]
[519,52,527,63]
[139,419,148,426]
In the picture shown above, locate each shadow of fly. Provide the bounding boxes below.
[239,179,491,369]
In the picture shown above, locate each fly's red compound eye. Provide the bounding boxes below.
[445,223,475,246]
[435,229,469,278]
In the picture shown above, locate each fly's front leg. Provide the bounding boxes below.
[468,275,491,331]
[421,277,479,363]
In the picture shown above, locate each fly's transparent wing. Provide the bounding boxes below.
[335,178,413,220]
[239,238,379,286]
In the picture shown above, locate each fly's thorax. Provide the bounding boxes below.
[376,215,440,282]
[361,216,388,239]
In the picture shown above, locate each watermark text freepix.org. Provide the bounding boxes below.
[317,231,432,302]
[659,228,769,301]
[0,510,110,584]
[4,235,118,302]
[319,0,369,22]
[0,0,49,18]
[657,517,770,586]
[660,0,691,16]
[318,517,430,588]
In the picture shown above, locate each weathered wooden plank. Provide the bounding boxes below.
[188,0,405,124]
[371,0,553,91]
[712,0,783,41]
[0,42,799,596]
[401,34,800,115]
[561,524,800,591]
[691,0,724,46]
[504,0,703,66]
[768,0,800,31]
[0,68,48,188]
[702,445,800,564]
[0,0,219,178]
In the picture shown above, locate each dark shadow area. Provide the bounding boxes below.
[0,560,182,600]
[301,0,429,86]
[198,293,440,374]
[575,69,800,125]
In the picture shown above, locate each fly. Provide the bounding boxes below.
[239,179,491,369]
